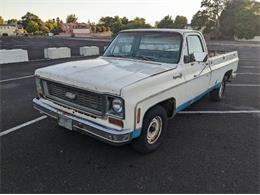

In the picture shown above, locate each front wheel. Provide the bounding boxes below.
[131,105,168,154]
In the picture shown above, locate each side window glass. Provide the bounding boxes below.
[187,35,204,54]
[186,35,204,63]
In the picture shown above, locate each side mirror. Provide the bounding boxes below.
[184,55,190,63]
[193,52,208,62]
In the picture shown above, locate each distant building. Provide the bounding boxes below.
[60,22,91,37]
[0,24,17,36]
[0,24,26,36]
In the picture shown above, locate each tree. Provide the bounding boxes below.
[156,15,175,28]
[0,16,3,24]
[200,0,228,39]
[21,12,42,28]
[45,19,58,33]
[234,10,259,39]
[102,26,107,32]
[99,16,115,28]
[95,23,107,32]
[99,16,129,32]
[66,14,78,23]
[91,25,97,33]
[96,26,102,33]
[111,17,124,35]
[174,15,188,29]
[191,10,214,33]
[45,20,54,32]
[21,12,43,33]
[7,19,18,26]
[53,17,63,34]
[191,10,207,30]
[26,20,39,33]
[98,16,151,35]
[107,26,111,32]
[44,18,62,34]
[41,25,50,33]
[126,17,151,29]
[121,17,129,25]
[220,0,260,39]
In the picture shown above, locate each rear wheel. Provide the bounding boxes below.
[132,105,168,154]
[210,78,227,102]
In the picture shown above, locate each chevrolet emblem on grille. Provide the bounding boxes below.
[65,92,77,100]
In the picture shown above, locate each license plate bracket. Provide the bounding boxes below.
[58,115,73,130]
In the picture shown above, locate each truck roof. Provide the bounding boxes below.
[120,28,199,34]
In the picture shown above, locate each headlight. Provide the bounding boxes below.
[112,98,123,113]
[106,96,124,118]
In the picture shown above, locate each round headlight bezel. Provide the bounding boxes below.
[112,98,123,113]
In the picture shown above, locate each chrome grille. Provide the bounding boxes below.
[45,81,103,115]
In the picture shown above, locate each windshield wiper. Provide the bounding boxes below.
[106,54,129,58]
[135,55,157,62]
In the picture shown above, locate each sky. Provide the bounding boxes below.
[0,0,203,25]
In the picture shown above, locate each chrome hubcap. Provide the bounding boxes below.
[147,116,162,144]
[219,82,225,97]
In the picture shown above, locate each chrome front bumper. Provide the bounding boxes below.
[33,98,137,145]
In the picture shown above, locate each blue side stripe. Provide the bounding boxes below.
[132,83,221,139]
[132,129,141,138]
[176,83,221,113]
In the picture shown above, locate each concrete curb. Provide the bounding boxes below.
[44,47,71,59]
[0,45,103,64]
[80,46,100,56]
[0,49,29,64]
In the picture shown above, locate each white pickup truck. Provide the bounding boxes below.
[33,29,239,153]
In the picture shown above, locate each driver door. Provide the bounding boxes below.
[184,34,211,100]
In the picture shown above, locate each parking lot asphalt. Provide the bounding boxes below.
[0,39,259,193]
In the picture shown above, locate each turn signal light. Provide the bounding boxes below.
[109,117,124,128]
[137,108,141,124]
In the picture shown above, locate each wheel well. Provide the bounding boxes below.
[144,98,176,119]
[224,70,233,81]
[159,98,176,118]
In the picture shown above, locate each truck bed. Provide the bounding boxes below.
[208,51,238,67]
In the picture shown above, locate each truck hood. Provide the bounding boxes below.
[35,57,176,95]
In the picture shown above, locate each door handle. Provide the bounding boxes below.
[173,73,183,79]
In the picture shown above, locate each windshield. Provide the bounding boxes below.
[104,32,183,64]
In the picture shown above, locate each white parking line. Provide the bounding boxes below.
[227,84,260,87]
[0,75,34,83]
[240,66,259,69]
[236,73,260,75]
[180,110,260,114]
[240,60,260,62]
[0,116,47,137]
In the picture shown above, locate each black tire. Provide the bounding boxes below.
[210,79,226,102]
[131,105,168,154]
